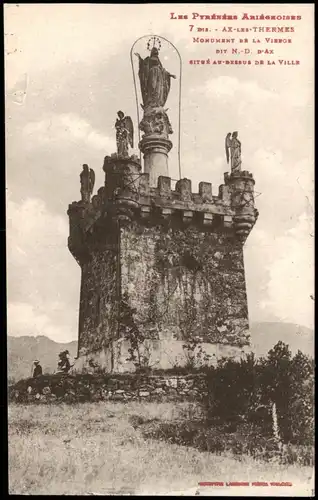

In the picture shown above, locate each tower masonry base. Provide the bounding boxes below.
[72,340,252,374]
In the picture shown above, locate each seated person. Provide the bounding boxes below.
[32,360,42,378]
[57,350,71,373]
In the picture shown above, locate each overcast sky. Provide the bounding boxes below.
[5,4,314,342]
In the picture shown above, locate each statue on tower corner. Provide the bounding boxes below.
[115,111,134,157]
[80,164,95,203]
[225,131,242,173]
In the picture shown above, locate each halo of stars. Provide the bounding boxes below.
[147,36,161,52]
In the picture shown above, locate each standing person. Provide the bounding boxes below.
[32,360,42,378]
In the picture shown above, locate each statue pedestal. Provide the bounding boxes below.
[139,135,172,187]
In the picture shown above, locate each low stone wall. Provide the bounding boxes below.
[9,372,208,404]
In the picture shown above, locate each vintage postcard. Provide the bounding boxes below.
[6,3,314,496]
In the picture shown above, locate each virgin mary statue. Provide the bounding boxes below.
[135,47,176,108]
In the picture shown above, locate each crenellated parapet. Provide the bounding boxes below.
[68,154,258,254]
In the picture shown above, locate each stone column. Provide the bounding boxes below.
[139,135,172,187]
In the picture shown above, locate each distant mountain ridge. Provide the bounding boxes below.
[7,335,77,382]
[249,321,314,358]
[7,322,314,382]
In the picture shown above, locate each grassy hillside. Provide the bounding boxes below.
[8,402,314,495]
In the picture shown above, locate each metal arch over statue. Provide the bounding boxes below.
[130,35,183,182]
[134,37,176,138]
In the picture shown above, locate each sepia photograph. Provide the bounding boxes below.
[5,3,314,496]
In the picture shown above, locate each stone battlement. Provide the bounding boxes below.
[67,155,258,268]
[68,154,258,240]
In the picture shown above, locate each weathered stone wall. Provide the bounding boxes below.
[121,221,250,347]
[78,241,118,357]
[75,218,250,373]
[9,373,208,404]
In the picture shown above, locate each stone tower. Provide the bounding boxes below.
[68,40,258,373]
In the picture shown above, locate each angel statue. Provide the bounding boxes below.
[135,47,176,108]
[225,131,242,173]
[80,164,95,203]
[115,111,134,157]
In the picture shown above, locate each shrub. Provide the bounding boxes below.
[203,342,314,447]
